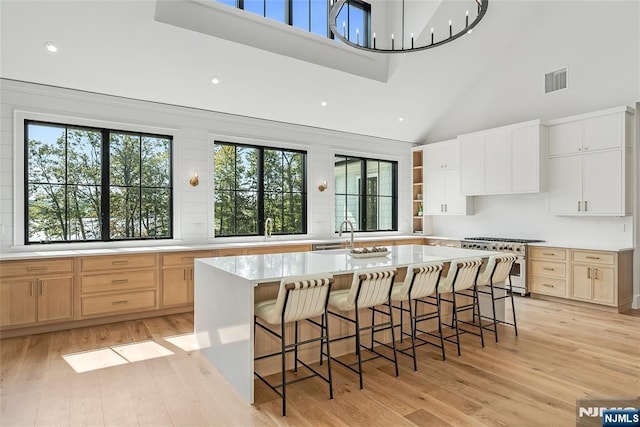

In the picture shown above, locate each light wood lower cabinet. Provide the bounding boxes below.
[161,250,215,307]
[529,246,633,312]
[528,247,568,298]
[80,253,159,318]
[0,259,75,329]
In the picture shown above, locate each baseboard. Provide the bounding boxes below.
[633,294,640,310]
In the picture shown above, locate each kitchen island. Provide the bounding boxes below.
[194,244,506,403]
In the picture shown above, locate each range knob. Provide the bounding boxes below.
[515,247,522,252]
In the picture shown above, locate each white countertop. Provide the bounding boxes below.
[528,242,633,252]
[0,235,425,261]
[197,244,501,283]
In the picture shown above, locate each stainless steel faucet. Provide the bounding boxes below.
[264,218,274,241]
[338,219,354,250]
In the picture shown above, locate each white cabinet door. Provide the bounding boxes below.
[511,125,540,193]
[443,170,469,215]
[582,150,623,215]
[583,113,622,152]
[424,139,459,171]
[443,139,460,170]
[424,143,445,172]
[484,130,509,194]
[424,172,445,215]
[549,155,582,214]
[549,121,582,156]
[459,134,485,195]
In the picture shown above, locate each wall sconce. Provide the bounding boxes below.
[189,172,199,187]
[318,180,328,192]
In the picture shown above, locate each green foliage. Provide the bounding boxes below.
[26,123,172,243]
[214,143,305,237]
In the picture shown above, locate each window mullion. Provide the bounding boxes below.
[101,130,110,241]
[257,148,265,236]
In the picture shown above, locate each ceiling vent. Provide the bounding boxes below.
[545,68,567,93]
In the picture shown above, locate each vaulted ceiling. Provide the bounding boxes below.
[1,0,638,144]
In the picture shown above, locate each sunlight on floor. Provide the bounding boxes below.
[163,332,204,351]
[62,340,174,373]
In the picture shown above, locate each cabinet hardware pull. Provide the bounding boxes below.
[542,267,554,271]
[112,279,128,284]
[585,201,588,212]
[542,252,554,256]
[27,266,47,271]
[594,268,598,280]
[587,267,591,279]
[444,204,447,213]
[578,201,581,212]
[112,300,128,305]
[542,284,553,288]
[585,256,600,260]
[112,260,129,265]
[30,282,35,296]
[40,280,45,296]
[184,269,187,280]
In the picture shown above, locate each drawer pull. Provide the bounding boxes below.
[542,284,554,288]
[542,267,554,271]
[585,256,600,260]
[27,266,47,271]
[112,261,129,265]
[587,268,591,279]
[542,252,555,256]
[112,279,128,284]
[112,300,128,305]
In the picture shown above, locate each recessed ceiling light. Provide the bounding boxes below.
[398,117,404,122]
[211,77,220,85]
[321,101,327,107]
[44,41,58,53]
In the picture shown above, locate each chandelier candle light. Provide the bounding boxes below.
[329,0,489,53]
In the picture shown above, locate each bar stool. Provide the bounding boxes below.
[475,254,520,342]
[324,267,398,390]
[389,261,445,371]
[437,258,484,356]
[254,274,334,416]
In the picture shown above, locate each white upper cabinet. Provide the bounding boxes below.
[424,139,459,171]
[547,106,633,216]
[422,140,473,216]
[459,120,546,196]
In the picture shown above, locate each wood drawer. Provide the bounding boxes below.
[81,270,156,294]
[530,276,567,297]
[0,259,74,278]
[572,250,614,265]
[81,254,157,272]
[528,247,566,261]
[82,290,157,317]
[162,251,215,267]
[530,260,566,278]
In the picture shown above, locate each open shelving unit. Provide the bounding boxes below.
[411,148,424,233]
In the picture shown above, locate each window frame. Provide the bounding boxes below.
[213,140,308,238]
[23,119,174,245]
[333,154,398,233]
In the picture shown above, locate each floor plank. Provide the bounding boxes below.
[1,297,639,426]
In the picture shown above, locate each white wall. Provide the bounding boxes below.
[0,79,412,251]
[431,192,633,248]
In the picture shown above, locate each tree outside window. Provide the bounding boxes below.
[25,121,172,244]
[214,142,306,237]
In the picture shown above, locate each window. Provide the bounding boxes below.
[214,142,307,237]
[217,0,370,43]
[25,121,173,244]
[334,155,397,232]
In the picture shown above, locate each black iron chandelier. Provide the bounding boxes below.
[329,0,489,53]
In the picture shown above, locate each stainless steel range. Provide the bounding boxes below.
[460,237,545,296]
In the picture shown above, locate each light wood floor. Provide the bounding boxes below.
[1,297,639,426]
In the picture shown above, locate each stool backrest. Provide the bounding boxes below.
[348,268,397,309]
[276,275,334,323]
[486,255,519,284]
[396,262,444,300]
[439,258,483,293]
